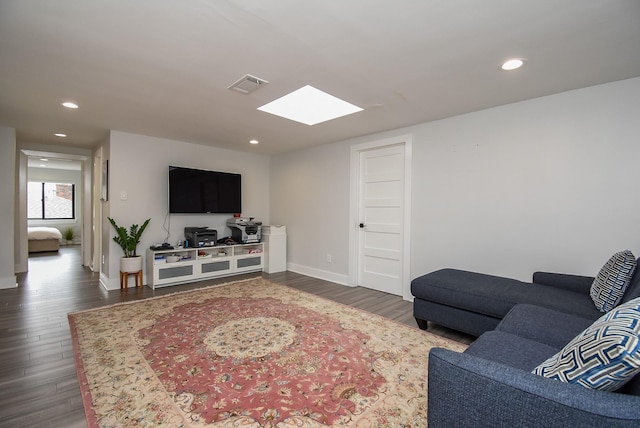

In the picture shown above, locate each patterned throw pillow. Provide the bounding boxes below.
[590,250,636,312]
[532,297,640,391]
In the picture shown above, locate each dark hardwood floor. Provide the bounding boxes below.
[0,246,472,427]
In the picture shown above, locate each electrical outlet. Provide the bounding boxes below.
[326,254,332,263]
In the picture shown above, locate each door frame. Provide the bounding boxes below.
[17,148,93,272]
[348,135,413,301]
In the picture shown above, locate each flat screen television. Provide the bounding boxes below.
[168,166,241,214]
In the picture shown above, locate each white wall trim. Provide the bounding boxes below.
[15,150,28,273]
[349,134,413,300]
[81,156,93,267]
[402,139,413,301]
[17,147,92,272]
[99,271,119,291]
[287,262,351,286]
[0,276,17,289]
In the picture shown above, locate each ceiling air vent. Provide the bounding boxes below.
[228,74,269,94]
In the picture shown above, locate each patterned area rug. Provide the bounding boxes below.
[69,278,467,427]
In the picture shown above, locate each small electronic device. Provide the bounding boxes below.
[184,227,218,247]
[150,243,173,251]
[226,217,262,243]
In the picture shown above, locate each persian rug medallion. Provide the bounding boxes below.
[69,278,467,427]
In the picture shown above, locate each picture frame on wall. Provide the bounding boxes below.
[101,160,108,201]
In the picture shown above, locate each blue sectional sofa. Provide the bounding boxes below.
[428,302,640,427]
[416,251,640,427]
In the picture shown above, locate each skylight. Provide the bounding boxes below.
[257,85,363,126]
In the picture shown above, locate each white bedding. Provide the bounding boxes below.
[28,227,62,241]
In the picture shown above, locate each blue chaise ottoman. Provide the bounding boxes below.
[411,260,640,336]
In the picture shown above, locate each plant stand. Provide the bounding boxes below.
[120,270,143,290]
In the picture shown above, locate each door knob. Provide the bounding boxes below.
[359,223,365,228]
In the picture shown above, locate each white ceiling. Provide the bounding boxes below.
[1,1,639,156]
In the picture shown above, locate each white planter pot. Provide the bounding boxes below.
[120,256,142,273]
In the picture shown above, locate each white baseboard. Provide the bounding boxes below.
[14,262,27,274]
[99,272,120,291]
[286,263,352,287]
[0,275,17,289]
[99,264,352,291]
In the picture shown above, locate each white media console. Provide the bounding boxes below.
[146,242,264,289]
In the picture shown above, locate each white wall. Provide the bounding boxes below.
[103,131,270,289]
[410,77,640,280]
[271,77,640,292]
[1,127,17,288]
[270,142,353,284]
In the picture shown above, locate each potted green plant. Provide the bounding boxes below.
[108,217,151,273]
[62,227,75,245]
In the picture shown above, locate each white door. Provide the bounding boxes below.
[357,144,406,296]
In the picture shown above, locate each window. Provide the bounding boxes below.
[28,182,75,219]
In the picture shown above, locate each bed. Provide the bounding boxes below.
[28,227,62,253]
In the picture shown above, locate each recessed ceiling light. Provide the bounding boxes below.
[501,58,525,71]
[54,133,67,137]
[40,158,48,161]
[249,139,259,145]
[61,101,79,109]
[257,85,363,126]
[39,164,47,167]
